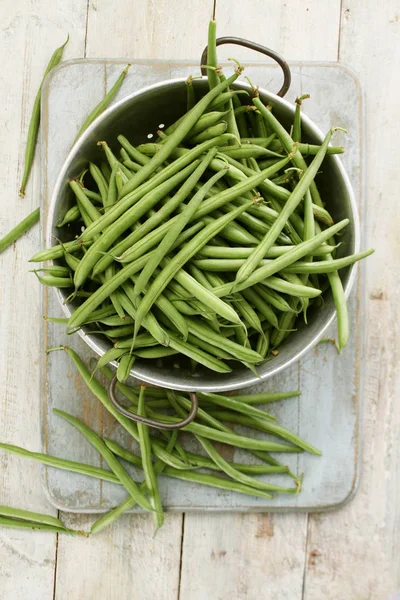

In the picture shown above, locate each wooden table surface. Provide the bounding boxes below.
[0,1,399,598]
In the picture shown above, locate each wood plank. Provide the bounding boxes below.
[303,1,400,598]
[0,1,87,598]
[55,513,183,600]
[85,0,214,59]
[215,0,341,62]
[180,512,307,600]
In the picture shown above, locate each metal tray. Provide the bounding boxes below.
[40,58,364,513]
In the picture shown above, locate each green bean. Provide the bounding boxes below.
[203,213,260,246]
[0,506,67,530]
[194,158,290,219]
[206,410,321,455]
[32,265,71,277]
[217,145,284,159]
[61,348,190,473]
[169,444,288,475]
[73,64,130,143]
[207,90,249,111]
[115,332,158,349]
[57,205,81,228]
[19,36,69,197]
[0,208,40,254]
[0,515,76,534]
[29,238,92,263]
[91,432,178,535]
[81,134,232,241]
[198,392,275,422]
[169,392,294,494]
[117,289,170,346]
[80,188,103,203]
[239,134,276,147]
[185,318,263,364]
[196,244,337,260]
[53,408,152,511]
[137,386,164,528]
[256,330,270,358]
[163,331,232,373]
[206,20,220,89]
[117,71,242,201]
[187,110,229,137]
[100,161,112,181]
[94,346,128,372]
[253,284,294,313]
[99,315,134,326]
[133,155,223,297]
[145,407,301,452]
[116,354,136,383]
[109,440,275,499]
[213,220,350,296]
[239,287,279,329]
[232,390,300,404]
[0,441,123,485]
[89,163,109,205]
[280,249,374,273]
[292,94,310,143]
[231,293,263,334]
[117,135,152,165]
[185,75,197,111]
[254,95,328,207]
[261,276,321,299]
[122,159,142,173]
[96,216,203,275]
[69,180,102,223]
[235,128,337,286]
[74,162,199,288]
[189,121,228,143]
[33,273,72,288]
[67,251,151,330]
[133,203,253,338]
[134,347,178,359]
[126,278,189,340]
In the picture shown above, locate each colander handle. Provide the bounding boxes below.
[108,374,198,430]
[200,36,291,98]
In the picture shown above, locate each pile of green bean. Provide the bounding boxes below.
[30,23,372,374]
[0,346,320,534]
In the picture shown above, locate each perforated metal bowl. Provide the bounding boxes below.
[47,78,359,393]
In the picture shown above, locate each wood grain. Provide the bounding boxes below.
[215,0,341,61]
[303,2,400,598]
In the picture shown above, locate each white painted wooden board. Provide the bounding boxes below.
[40,59,362,513]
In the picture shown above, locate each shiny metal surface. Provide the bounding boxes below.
[47,77,360,393]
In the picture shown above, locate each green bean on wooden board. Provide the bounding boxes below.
[19,36,69,197]
[0,208,40,254]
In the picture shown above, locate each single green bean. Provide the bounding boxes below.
[89,163,109,205]
[206,20,220,89]
[57,205,81,228]
[0,441,123,485]
[0,515,76,534]
[137,386,164,528]
[116,354,136,383]
[0,208,40,254]
[0,505,67,530]
[19,36,69,196]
